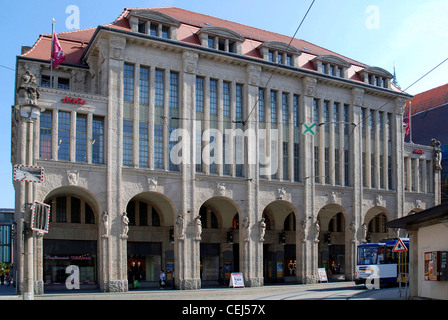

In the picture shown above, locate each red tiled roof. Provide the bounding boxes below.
[406,83,448,116]
[21,6,376,76]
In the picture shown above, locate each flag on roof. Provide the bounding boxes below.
[52,32,66,68]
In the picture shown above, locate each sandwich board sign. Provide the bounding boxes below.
[229,273,245,288]
[318,268,328,283]
[392,238,408,253]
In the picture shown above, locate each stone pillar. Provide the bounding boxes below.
[240,64,263,287]
[300,76,318,284]
[175,51,201,290]
[102,35,128,292]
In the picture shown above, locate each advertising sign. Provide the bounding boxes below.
[229,272,245,288]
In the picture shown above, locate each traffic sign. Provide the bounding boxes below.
[31,201,50,233]
[392,238,408,252]
[13,165,44,183]
[302,123,317,136]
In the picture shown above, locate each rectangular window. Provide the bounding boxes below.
[169,126,179,172]
[124,64,134,102]
[58,78,70,90]
[282,93,289,126]
[56,196,67,223]
[76,114,87,163]
[92,117,104,164]
[162,25,170,39]
[170,72,179,109]
[41,75,51,88]
[139,122,149,168]
[123,120,133,166]
[335,149,340,185]
[223,82,231,118]
[314,146,320,183]
[58,111,70,161]
[154,124,164,169]
[271,91,277,125]
[40,111,52,159]
[236,84,243,120]
[150,23,158,37]
[139,202,148,226]
[196,77,204,113]
[196,130,203,173]
[208,37,215,49]
[155,69,164,108]
[334,102,340,134]
[71,197,81,223]
[344,150,350,186]
[139,67,150,105]
[324,101,330,132]
[259,88,265,123]
[293,95,300,128]
[325,148,330,184]
[210,79,218,115]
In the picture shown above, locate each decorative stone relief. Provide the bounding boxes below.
[314,220,320,243]
[67,170,79,186]
[303,76,317,97]
[351,88,364,107]
[277,188,286,200]
[17,69,40,106]
[247,64,262,86]
[216,183,226,196]
[431,139,442,170]
[183,51,199,74]
[148,177,158,192]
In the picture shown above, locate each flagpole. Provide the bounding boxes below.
[51,19,55,88]
[409,102,413,144]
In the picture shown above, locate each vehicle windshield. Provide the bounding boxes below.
[358,245,380,265]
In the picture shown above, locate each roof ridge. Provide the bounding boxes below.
[151,7,367,67]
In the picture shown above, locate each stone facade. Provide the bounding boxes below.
[11,8,440,293]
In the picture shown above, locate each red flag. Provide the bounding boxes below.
[405,102,411,137]
[52,32,66,68]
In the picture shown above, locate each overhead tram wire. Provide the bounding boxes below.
[326,56,448,185]
[243,0,317,125]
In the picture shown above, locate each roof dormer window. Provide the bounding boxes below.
[313,55,351,79]
[259,41,301,68]
[197,26,245,54]
[128,10,180,41]
[359,67,393,89]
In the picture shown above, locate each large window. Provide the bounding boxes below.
[123,120,133,166]
[40,111,52,159]
[76,114,87,163]
[124,64,135,102]
[92,117,104,164]
[58,111,70,161]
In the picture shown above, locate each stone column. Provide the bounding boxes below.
[240,64,263,287]
[102,35,128,292]
[175,51,201,290]
[300,76,318,284]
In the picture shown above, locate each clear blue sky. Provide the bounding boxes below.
[1,0,447,208]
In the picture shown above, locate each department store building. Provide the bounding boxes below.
[11,7,441,293]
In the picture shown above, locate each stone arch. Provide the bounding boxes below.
[261,200,299,283]
[41,186,101,291]
[124,191,177,287]
[316,203,350,281]
[363,206,393,243]
[197,197,243,287]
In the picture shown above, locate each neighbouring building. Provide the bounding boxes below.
[11,7,441,293]
[404,83,448,204]
[388,202,448,300]
[0,209,14,265]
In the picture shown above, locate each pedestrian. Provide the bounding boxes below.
[159,269,166,289]
[0,272,4,286]
[5,274,10,287]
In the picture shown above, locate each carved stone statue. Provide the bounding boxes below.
[431,139,442,170]
[176,213,185,240]
[121,212,129,239]
[102,211,109,238]
[17,69,40,106]
[243,217,250,242]
[362,223,368,243]
[314,220,320,242]
[195,215,202,241]
[259,218,266,242]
